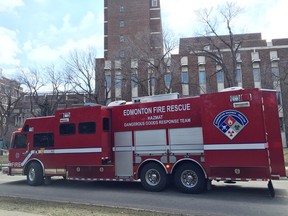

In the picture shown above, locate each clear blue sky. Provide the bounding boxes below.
[1,0,287,78]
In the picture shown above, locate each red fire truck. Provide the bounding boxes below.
[6,88,286,195]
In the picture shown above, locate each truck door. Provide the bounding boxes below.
[201,89,275,179]
[261,90,286,178]
[114,131,133,177]
[9,132,28,170]
[101,109,112,163]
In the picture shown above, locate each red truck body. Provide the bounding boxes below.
[7,88,286,194]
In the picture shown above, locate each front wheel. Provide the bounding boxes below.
[140,163,167,192]
[174,163,206,194]
[27,162,44,186]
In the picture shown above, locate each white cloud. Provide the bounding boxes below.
[60,34,103,56]
[263,0,288,40]
[0,27,21,65]
[23,41,32,51]
[62,14,72,30]
[26,33,103,64]
[48,11,97,36]
[80,11,96,29]
[33,0,46,4]
[0,0,24,12]
[161,0,288,40]
[27,45,60,63]
[47,14,75,36]
[161,0,228,36]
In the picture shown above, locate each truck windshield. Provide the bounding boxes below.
[13,134,27,149]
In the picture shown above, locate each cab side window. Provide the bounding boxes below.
[33,133,54,148]
[14,134,27,149]
[60,123,76,135]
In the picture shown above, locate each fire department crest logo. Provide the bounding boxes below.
[213,110,248,140]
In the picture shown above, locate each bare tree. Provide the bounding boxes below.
[0,77,24,145]
[117,29,179,97]
[18,66,67,117]
[63,48,104,104]
[278,59,288,141]
[186,1,244,87]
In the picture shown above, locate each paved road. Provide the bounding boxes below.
[0,173,287,216]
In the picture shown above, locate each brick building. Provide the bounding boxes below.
[96,0,163,104]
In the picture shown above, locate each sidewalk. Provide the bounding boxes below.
[0,209,43,216]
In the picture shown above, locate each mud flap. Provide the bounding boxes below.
[268,180,275,198]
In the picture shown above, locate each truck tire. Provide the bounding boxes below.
[140,163,167,192]
[174,163,206,194]
[27,162,44,186]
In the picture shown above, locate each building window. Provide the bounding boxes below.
[217,70,224,83]
[272,62,280,81]
[131,59,138,68]
[115,73,122,89]
[115,72,122,99]
[131,73,138,88]
[253,67,261,82]
[236,68,242,83]
[165,73,171,89]
[181,71,188,84]
[120,20,125,28]
[270,51,279,61]
[119,35,125,43]
[199,70,206,85]
[132,72,138,97]
[251,51,260,62]
[119,50,125,58]
[120,5,125,12]
[198,56,205,65]
[105,72,111,101]
[181,71,189,96]
[105,74,111,89]
[236,53,242,62]
[203,45,210,51]
[151,0,158,7]
[34,133,54,148]
[235,43,241,49]
[181,56,188,66]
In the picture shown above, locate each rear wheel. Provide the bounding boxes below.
[174,163,206,194]
[140,163,167,192]
[27,162,44,186]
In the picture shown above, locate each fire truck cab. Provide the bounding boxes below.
[6,88,286,195]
